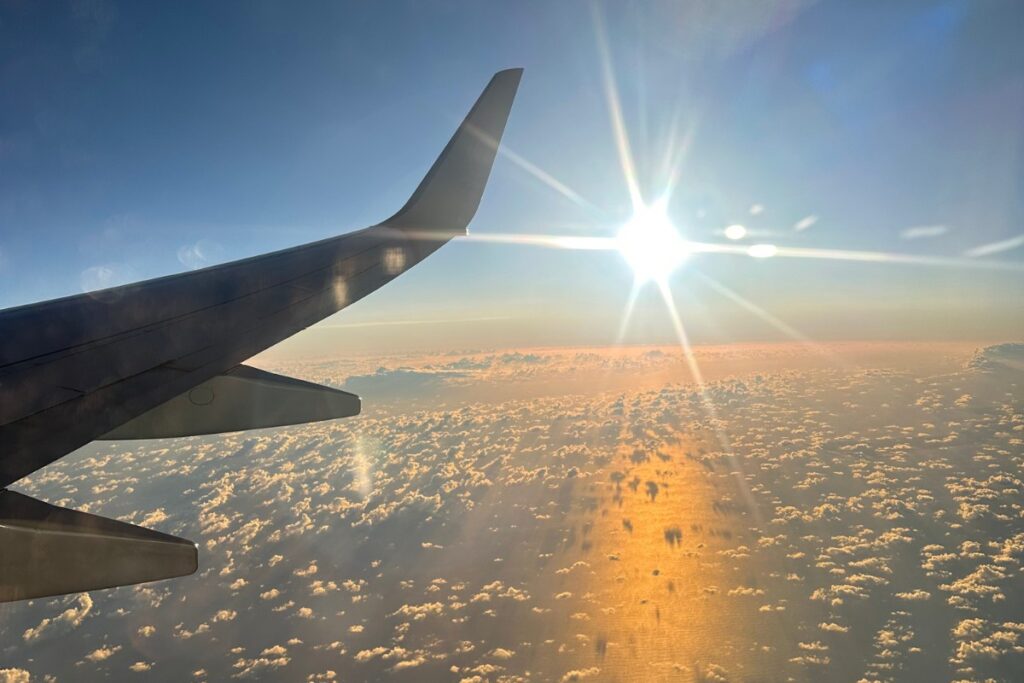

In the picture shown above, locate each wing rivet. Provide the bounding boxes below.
[188,386,215,406]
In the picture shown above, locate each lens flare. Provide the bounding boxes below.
[724,224,747,240]
[747,243,778,258]
[616,203,689,283]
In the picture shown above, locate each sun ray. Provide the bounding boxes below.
[656,279,762,525]
[693,270,844,365]
[615,280,642,346]
[592,5,644,211]
[685,241,1024,271]
[655,280,706,387]
[431,230,1024,274]
[454,232,617,251]
[459,117,601,214]
[661,114,699,199]
[496,144,599,212]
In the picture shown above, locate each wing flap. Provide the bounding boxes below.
[102,365,360,439]
[0,490,197,602]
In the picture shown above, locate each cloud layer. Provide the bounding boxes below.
[2,342,1022,682]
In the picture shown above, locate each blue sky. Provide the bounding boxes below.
[2,0,1022,353]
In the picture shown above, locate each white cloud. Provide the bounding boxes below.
[793,215,818,232]
[964,233,1024,257]
[23,593,94,642]
[900,225,948,240]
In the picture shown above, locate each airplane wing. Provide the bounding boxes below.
[0,68,522,602]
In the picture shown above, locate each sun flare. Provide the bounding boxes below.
[616,202,689,283]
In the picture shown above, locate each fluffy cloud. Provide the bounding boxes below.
[22,593,93,643]
[82,645,121,663]
[5,342,1024,681]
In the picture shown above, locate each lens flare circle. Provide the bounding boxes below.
[616,203,689,283]
[724,224,747,240]
[748,243,778,258]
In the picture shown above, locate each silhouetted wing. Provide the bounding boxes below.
[102,364,362,439]
[0,490,198,602]
[0,68,522,488]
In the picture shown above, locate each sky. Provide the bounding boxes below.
[1,0,1022,355]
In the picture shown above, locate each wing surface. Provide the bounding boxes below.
[0,68,522,487]
[101,364,361,439]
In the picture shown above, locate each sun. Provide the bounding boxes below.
[616,201,689,283]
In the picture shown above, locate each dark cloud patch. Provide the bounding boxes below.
[441,356,493,371]
[967,343,1024,373]
[341,367,465,399]
[499,352,546,365]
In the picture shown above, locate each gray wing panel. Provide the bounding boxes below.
[0,490,198,602]
[102,365,361,440]
[0,68,522,487]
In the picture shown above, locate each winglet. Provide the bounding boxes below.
[383,68,523,237]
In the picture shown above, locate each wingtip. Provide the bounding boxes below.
[494,67,524,84]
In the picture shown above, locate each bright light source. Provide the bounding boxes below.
[724,224,747,240]
[616,203,689,283]
[748,243,778,258]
